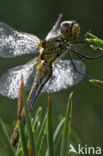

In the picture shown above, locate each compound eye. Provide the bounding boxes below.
[61,21,70,28]
[60,21,71,31]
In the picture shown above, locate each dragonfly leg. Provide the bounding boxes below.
[68,52,93,79]
[71,45,103,59]
[70,40,85,44]
[71,31,91,44]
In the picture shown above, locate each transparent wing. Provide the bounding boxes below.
[42,60,86,93]
[0,59,85,99]
[0,22,40,58]
[0,58,37,99]
[46,14,63,40]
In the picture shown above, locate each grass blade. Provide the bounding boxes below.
[35,107,42,119]
[32,107,42,138]
[32,116,39,137]
[46,117,65,156]
[36,114,47,155]
[60,92,73,156]
[18,120,28,156]
[46,97,54,156]
[89,79,103,88]
[86,33,103,49]
[16,76,28,156]
[53,118,65,147]
[70,128,84,145]
[86,33,98,39]
[23,88,36,156]
[0,119,15,156]
[35,120,41,140]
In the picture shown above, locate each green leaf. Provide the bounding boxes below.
[23,89,36,156]
[35,121,41,141]
[35,107,42,119]
[70,128,84,145]
[46,118,65,156]
[32,116,39,137]
[47,97,54,156]
[0,119,15,156]
[53,118,65,147]
[89,79,103,88]
[36,114,47,155]
[18,120,28,156]
[32,107,42,138]
[86,33,103,49]
[86,33,98,39]
[60,92,73,156]
[15,147,22,156]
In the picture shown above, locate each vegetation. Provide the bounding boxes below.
[0,77,73,156]
[0,33,103,156]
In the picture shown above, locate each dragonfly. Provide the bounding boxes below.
[0,14,103,145]
[0,14,103,108]
[0,15,85,103]
[0,14,102,107]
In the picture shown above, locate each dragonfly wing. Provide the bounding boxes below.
[0,58,37,99]
[46,14,63,40]
[42,60,86,93]
[0,22,40,58]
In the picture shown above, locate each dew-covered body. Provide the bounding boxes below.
[0,14,89,145]
[27,35,72,110]
[0,14,87,112]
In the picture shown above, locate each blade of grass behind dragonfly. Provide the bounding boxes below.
[32,107,42,138]
[46,117,65,156]
[89,79,103,88]
[15,148,22,156]
[87,33,103,49]
[16,75,28,156]
[0,119,15,156]
[22,87,36,156]
[34,120,41,141]
[87,33,99,39]
[60,92,73,156]
[17,120,28,156]
[35,107,42,119]
[53,118,65,149]
[70,127,84,145]
[46,97,55,156]
[36,114,47,154]
[32,116,39,138]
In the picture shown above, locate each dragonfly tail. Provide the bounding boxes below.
[28,72,52,111]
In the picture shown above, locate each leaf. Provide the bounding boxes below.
[89,79,103,88]
[86,33,103,50]
[0,119,15,156]
[60,92,73,156]
[46,97,54,156]
[23,88,36,156]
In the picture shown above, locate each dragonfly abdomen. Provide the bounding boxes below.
[27,64,52,111]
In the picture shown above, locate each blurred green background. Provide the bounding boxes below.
[0,0,103,154]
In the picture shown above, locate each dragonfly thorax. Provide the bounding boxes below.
[38,35,71,68]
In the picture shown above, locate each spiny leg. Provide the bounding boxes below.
[70,30,91,44]
[71,45,103,59]
[68,52,93,79]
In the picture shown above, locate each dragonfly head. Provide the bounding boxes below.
[60,21,80,41]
